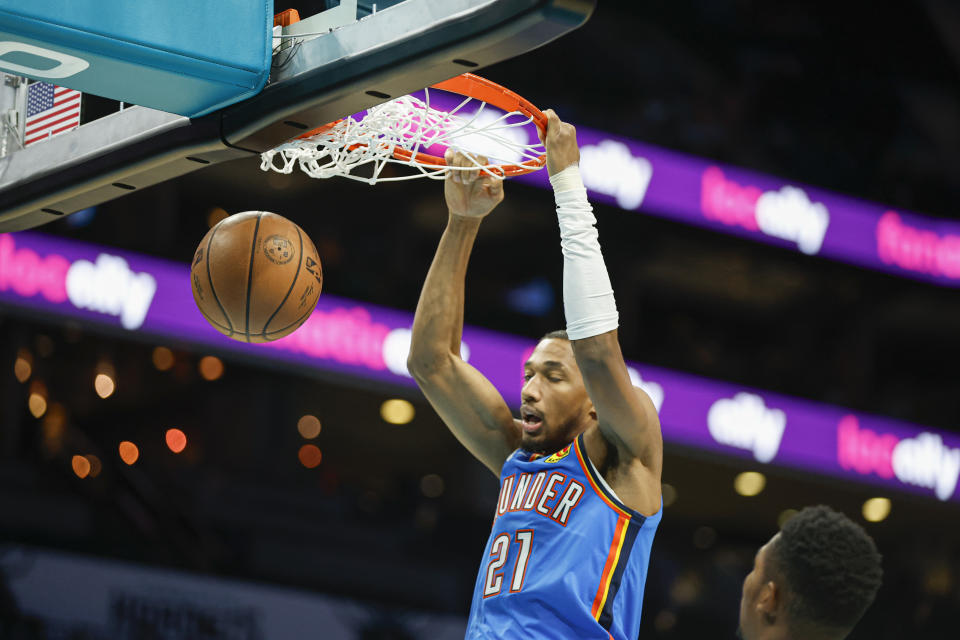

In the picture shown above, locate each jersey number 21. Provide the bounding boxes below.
[483,529,534,597]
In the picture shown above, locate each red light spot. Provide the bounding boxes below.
[166,428,187,453]
[298,444,322,468]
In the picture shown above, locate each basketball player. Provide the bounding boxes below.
[407,110,663,639]
[738,505,882,639]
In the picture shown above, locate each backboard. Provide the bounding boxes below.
[0,0,595,232]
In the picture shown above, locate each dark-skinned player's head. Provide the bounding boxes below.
[520,330,596,454]
[737,505,882,640]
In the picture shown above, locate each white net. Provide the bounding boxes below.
[259,88,546,184]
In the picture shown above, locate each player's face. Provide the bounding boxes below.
[520,338,594,453]
[737,534,777,640]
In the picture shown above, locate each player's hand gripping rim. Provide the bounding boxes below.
[537,109,580,177]
[444,149,505,219]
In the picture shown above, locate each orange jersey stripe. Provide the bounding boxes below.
[591,514,629,619]
[574,437,631,519]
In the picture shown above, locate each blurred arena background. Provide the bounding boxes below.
[1,0,959,638]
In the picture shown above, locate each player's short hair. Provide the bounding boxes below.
[540,329,569,341]
[768,505,882,632]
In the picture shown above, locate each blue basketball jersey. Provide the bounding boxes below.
[465,432,662,639]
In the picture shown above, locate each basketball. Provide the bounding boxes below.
[191,211,322,343]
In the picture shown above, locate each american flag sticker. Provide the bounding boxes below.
[25,82,82,147]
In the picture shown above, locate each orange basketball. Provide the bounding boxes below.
[191,211,322,342]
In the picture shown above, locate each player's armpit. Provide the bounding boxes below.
[572,329,663,477]
[409,353,521,475]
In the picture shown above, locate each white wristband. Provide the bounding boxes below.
[551,166,619,340]
[549,163,586,193]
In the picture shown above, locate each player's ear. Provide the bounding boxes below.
[757,580,779,621]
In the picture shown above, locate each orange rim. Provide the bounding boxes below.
[295,120,344,140]
[393,73,547,177]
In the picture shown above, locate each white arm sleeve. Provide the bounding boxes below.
[550,165,619,340]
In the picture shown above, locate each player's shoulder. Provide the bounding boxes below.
[582,425,661,515]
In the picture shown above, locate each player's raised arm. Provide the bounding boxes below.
[407,152,521,475]
[542,110,663,490]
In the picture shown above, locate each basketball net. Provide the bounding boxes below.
[259,74,547,184]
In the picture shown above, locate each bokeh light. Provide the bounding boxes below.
[28,392,47,418]
[28,380,47,418]
[414,504,438,532]
[207,206,229,228]
[778,508,799,528]
[119,441,140,465]
[35,335,54,358]
[297,414,322,439]
[380,399,415,425]
[71,455,91,479]
[198,356,224,381]
[298,444,323,468]
[420,474,445,498]
[41,403,67,454]
[734,471,766,497]
[669,572,702,605]
[654,611,677,633]
[661,483,677,507]
[692,526,717,549]
[13,348,32,383]
[923,566,953,596]
[862,497,891,522]
[165,428,187,454]
[152,346,175,371]
[43,402,66,431]
[94,373,116,398]
[85,454,102,478]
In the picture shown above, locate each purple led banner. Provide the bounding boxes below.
[0,231,529,392]
[516,133,960,287]
[422,91,960,287]
[2,231,958,504]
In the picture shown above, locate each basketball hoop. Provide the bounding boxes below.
[260,74,547,184]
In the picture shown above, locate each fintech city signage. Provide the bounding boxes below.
[2,231,959,504]
[516,134,960,287]
[426,93,960,287]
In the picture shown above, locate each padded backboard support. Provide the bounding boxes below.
[0,0,595,232]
